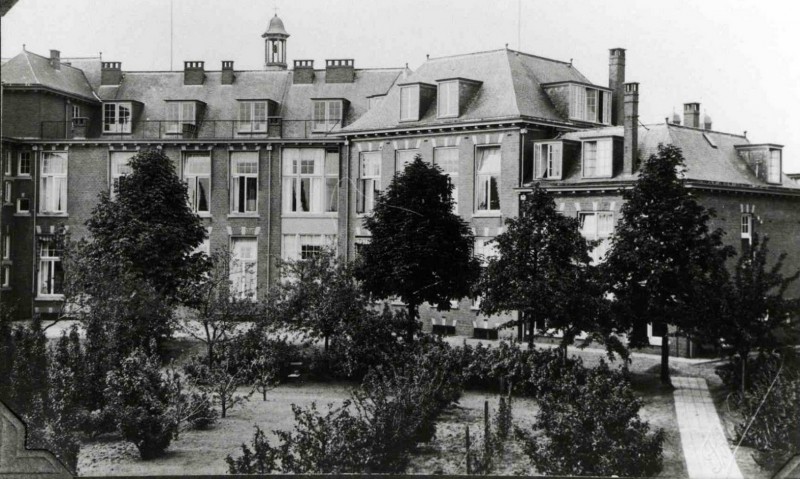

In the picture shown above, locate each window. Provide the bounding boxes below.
[579,211,615,263]
[282,234,336,261]
[357,151,381,214]
[40,152,67,213]
[583,140,612,178]
[38,237,64,297]
[282,148,338,214]
[230,237,257,300]
[437,81,458,118]
[166,102,196,133]
[475,146,501,212]
[17,198,30,214]
[2,234,9,260]
[230,152,258,214]
[3,152,10,176]
[72,105,81,118]
[238,101,268,133]
[400,85,419,121]
[534,143,562,180]
[474,237,499,265]
[110,151,134,199]
[184,153,211,213]
[18,152,32,176]
[312,100,343,132]
[1,266,9,288]
[3,181,10,204]
[434,147,459,213]
[395,149,419,174]
[741,214,753,245]
[768,149,781,184]
[569,85,610,124]
[103,102,132,133]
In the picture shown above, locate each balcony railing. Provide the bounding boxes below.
[38,118,344,141]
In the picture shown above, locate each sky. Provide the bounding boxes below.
[2,0,799,172]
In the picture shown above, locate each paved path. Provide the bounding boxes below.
[673,376,743,479]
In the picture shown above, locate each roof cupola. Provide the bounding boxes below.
[262,14,289,70]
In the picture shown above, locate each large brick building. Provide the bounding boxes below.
[2,13,798,352]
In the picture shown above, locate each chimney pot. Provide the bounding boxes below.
[683,102,700,128]
[623,82,639,175]
[184,61,205,85]
[221,61,235,85]
[50,49,61,70]
[293,60,315,84]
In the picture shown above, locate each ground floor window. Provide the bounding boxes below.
[38,236,63,297]
[282,234,336,261]
[230,237,257,300]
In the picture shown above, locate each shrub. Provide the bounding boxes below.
[226,426,279,474]
[105,347,177,459]
[185,346,252,418]
[517,360,664,477]
[328,305,406,379]
[468,396,514,475]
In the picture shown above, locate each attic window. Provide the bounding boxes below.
[400,85,420,121]
[768,149,781,184]
[569,85,611,124]
[166,101,196,134]
[103,102,132,133]
[313,100,343,132]
[437,81,458,118]
[582,139,613,178]
[703,132,718,149]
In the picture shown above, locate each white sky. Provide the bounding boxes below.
[3,0,799,172]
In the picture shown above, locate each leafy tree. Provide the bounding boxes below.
[8,317,49,412]
[355,156,480,342]
[604,144,733,383]
[476,184,610,353]
[185,346,252,418]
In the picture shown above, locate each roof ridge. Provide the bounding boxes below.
[23,51,40,84]
[505,48,572,66]
[667,122,748,139]
[23,49,88,74]
[426,48,508,62]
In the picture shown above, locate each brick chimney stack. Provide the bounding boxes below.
[101,62,122,85]
[50,49,61,70]
[609,48,626,126]
[293,60,315,84]
[221,61,235,85]
[325,59,355,83]
[623,82,639,175]
[184,61,205,85]
[684,103,700,128]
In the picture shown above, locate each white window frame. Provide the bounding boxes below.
[395,149,419,174]
[475,146,501,212]
[768,149,781,184]
[1,265,9,288]
[16,198,30,214]
[434,147,459,214]
[230,152,259,215]
[230,237,258,300]
[474,237,499,266]
[582,140,612,178]
[103,102,132,133]
[741,213,753,244]
[184,152,211,214]
[18,152,32,177]
[400,85,420,121]
[312,100,343,132]
[37,237,64,298]
[72,104,81,118]
[238,101,268,133]
[3,152,11,176]
[2,233,9,260]
[534,143,563,180]
[40,152,68,214]
[3,181,10,204]
[110,151,135,199]
[282,148,338,214]
[281,234,337,261]
[357,151,381,214]
[437,81,459,118]
[579,211,615,264]
[166,101,196,134]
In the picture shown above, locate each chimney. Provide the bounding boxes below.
[184,61,205,85]
[683,103,700,128]
[221,61,235,85]
[101,62,123,85]
[623,82,639,175]
[608,48,626,126]
[703,112,712,130]
[50,49,61,70]
[293,60,315,84]
[325,59,354,83]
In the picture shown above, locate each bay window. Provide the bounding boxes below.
[184,153,211,213]
[282,148,339,214]
[40,152,68,213]
[583,139,612,178]
[230,152,258,214]
[475,146,501,212]
[357,151,381,214]
[38,237,64,297]
[230,237,257,300]
[103,102,132,133]
[434,147,459,213]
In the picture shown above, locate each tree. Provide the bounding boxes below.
[355,156,480,342]
[604,144,733,384]
[476,184,609,353]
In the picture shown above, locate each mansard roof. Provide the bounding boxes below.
[1,50,98,103]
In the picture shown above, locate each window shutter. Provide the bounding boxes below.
[552,143,562,178]
[603,92,611,124]
[534,144,543,178]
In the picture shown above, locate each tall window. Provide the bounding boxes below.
[230,152,258,214]
[579,211,615,263]
[1,266,9,288]
[437,81,458,118]
[570,86,611,124]
[3,182,10,204]
[534,143,562,180]
[110,151,134,198]
[72,105,81,118]
[282,234,336,261]
[475,146,501,212]
[313,100,343,132]
[395,149,419,174]
[184,153,211,213]
[103,103,131,133]
[3,152,11,176]
[741,213,753,246]
[583,140,612,178]
[768,149,782,184]
[166,102,196,133]
[434,147,459,213]
[282,148,338,214]
[40,152,68,213]
[2,233,9,260]
[400,86,419,121]
[238,101,268,133]
[357,151,381,214]
[230,237,257,300]
[38,237,63,297]
[18,152,31,176]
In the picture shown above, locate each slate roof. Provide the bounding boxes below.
[558,123,800,190]
[1,50,98,102]
[342,48,595,133]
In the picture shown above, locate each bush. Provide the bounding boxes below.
[226,426,278,474]
[328,305,406,379]
[517,360,664,477]
[185,346,252,418]
[105,347,177,459]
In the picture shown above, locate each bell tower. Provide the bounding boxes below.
[262,13,289,70]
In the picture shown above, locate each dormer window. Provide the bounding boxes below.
[313,100,343,132]
[534,143,563,180]
[735,144,783,185]
[437,81,458,118]
[238,101,268,133]
[166,101,197,134]
[400,85,420,121]
[768,149,781,184]
[582,139,613,178]
[103,102,132,133]
[542,82,611,125]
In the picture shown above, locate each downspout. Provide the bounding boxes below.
[65,100,70,138]
[31,148,39,318]
[266,146,271,286]
[343,138,350,260]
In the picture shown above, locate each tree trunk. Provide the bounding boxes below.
[660,335,671,385]
[406,303,418,344]
[324,335,329,352]
[527,311,535,349]
[207,343,214,368]
[740,351,748,401]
